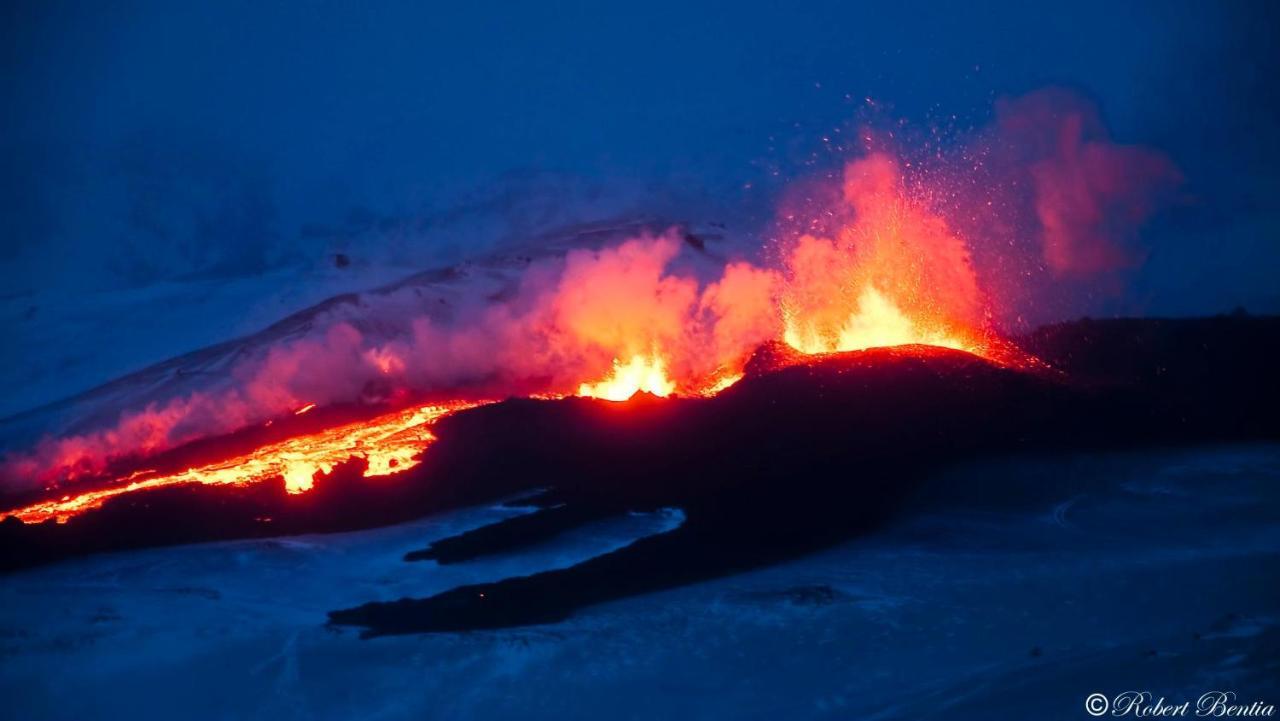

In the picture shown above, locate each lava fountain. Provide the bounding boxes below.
[577,355,677,401]
[777,153,994,359]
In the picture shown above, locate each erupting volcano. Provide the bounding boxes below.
[0,129,1177,538]
[0,91,1276,666]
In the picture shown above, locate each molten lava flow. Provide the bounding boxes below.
[4,401,482,524]
[577,354,676,401]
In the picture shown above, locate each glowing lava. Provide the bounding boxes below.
[5,401,481,524]
[783,285,977,356]
[776,153,995,359]
[577,354,676,401]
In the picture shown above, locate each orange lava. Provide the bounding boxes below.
[577,354,677,401]
[4,401,482,524]
[783,285,979,356]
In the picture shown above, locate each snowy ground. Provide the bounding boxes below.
[2,445,1277,721]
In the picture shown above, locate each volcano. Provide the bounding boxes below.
[4,314,1277,635]
[0,144,1272,639]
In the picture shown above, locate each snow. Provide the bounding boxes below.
[1,445,1277,720]
[1,262,414,420]
[0,213,739,452]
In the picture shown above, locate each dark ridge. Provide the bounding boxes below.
[403,504,621,564]
[1018,315,1280,388]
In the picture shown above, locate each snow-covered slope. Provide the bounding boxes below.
[0,215,736,453]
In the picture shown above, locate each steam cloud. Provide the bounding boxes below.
[992,88,1184,276]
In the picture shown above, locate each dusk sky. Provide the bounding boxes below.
[3,1,1278,313]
